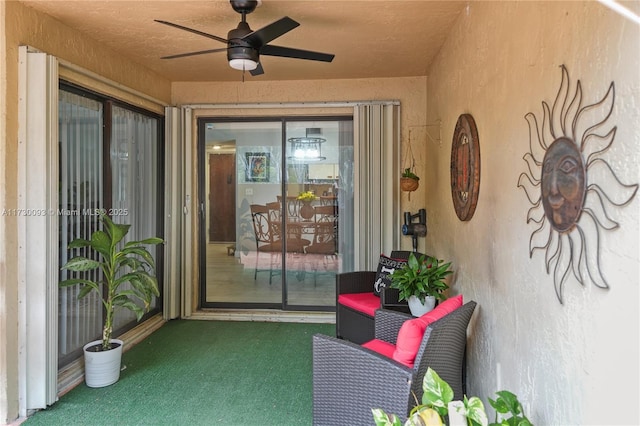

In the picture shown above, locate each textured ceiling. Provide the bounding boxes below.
[20,0,466,82]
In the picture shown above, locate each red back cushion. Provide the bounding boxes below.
[392,295,463,367]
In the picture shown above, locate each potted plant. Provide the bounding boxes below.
[389,252,452,316]
[60,212,163,387]
[401,167,420,192]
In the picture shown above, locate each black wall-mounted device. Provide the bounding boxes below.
[402,209,427,252]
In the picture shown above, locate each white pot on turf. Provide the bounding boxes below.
[408,295,436,317]
[83,339,123,388]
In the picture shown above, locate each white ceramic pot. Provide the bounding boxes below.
[83,339,123,388]
[408,295,436,317]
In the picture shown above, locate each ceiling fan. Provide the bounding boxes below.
[155,0,335,76]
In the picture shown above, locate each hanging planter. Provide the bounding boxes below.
[401,168,420,192]
[401,130,420,199]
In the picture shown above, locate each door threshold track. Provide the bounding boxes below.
[189,309,335,324]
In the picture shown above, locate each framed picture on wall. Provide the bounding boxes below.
[246,152,270,182]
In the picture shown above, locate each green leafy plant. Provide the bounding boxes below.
[390,253,452,303]
[402,167,420,181]
[488,391,532,426]
[60,212,163,351]
[373,368,531,426]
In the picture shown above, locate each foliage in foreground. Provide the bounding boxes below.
[372,368,532,426]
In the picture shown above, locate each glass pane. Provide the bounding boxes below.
[110,105,161,330]
[58,90,104,365]
[203,121,283,306]
[202,118,353,310]
[284,121,352,307]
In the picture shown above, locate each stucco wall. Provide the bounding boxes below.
[426,2,639,424]
[1,2,171,423]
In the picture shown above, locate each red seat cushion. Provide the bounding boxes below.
[392,295,464,366]
[338,293,381,317]
[362,339,397,360]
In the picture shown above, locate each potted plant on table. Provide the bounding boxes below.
[60,212,163,387]
[389,252,452,316]
[297,190,318,219]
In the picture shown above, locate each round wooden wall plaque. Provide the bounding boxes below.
[450,114,480,221]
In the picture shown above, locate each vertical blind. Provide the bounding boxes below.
[58,90,104,364]
[110,105,160,331]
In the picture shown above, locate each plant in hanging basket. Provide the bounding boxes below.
[401,168,420,192]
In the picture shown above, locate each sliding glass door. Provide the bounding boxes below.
[199,116,353,311]
[58,84,164,366]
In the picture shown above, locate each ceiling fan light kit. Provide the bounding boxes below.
[156,0,334,76]
[229,59,258,71]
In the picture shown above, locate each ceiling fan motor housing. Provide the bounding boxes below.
[227,45,259,63]
[227,22,258,62]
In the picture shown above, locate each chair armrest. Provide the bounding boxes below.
[374,309,412,344]
[313,333,413,424]
[380,287,407,308]
[336,271,376,295]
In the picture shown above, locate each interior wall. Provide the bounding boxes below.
[425,2,639,424]
[1,2,172,423]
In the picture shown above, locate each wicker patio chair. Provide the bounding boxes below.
[336,251,424,344]
[313,301,477,426]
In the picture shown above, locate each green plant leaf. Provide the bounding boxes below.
[100,213,130,246]
[371,408,403,426]
[67,238,90,249]
[77,283,99,299]
[135,273,160,297]
[121,247,156,269]
[421,368,453,417]
[90,230,112,259]
[61,257,101,272]
[58,277,99,291]
[463,396,489,426]
[124,237,163,248]
[495,391,521,415]
[114,298,145,320]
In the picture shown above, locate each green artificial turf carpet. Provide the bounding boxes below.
[24,320,334,426]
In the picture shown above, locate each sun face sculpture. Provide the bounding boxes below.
[518,65,638,304]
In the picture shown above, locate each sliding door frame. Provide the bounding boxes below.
[181,101,401,315]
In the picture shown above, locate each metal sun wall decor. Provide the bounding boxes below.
[517,65,638,304]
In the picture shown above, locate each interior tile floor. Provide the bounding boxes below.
[205,243,337,308]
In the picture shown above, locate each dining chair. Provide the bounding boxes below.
[249,203,281,284]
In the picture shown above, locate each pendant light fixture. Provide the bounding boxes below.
[288,128,326,162]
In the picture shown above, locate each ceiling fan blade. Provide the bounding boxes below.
[161,48,227,60]
[250,62,265,76]
[242,16,299,47]
[260,45,335,62]
[154,20,228,44]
